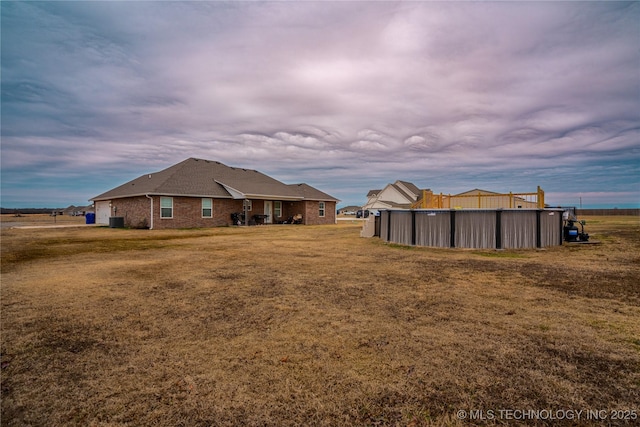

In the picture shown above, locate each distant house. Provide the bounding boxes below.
[363,180,424,211]
[63,205,93,216]
[366,182,544,210]
[337,205,360,215]
[90,158,339,229]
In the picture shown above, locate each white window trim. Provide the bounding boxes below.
[202,198,213,218]
[160,197,173,219]
[319,201,326,217]
[274,201,282,218]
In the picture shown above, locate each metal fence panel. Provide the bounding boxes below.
[455,211,496,249]
[389,211,412,245]
[380,211,389,242]
[540,210,562,247]
[415,211,450,248]
[378,209,563,249]
[501,211,537,249]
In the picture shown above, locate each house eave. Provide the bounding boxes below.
[246,194,304,201]
[91,192,234,202]
[303,197,340,202]
[91,192,337,202]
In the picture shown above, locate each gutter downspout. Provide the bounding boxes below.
[146,195,154,229]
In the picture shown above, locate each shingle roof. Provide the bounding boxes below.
[396,180,421,197]
[91,158,339,202]
[391,183,416,201]
[288,183,339,202]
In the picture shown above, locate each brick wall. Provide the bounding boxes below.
[304,201,337,225]
[109,196,336,228]
[110,196,151,228]
[282,201,305,223]
[214,198,245,226]
[109,196,241,229]
[155,197,243,229]
[278,201,336,224]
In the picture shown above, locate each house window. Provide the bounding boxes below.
[319,202,325,217]
[202,198,213,218]
[160,197,173,218]
[274,201,282,218]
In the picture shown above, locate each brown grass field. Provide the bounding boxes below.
[1,214,639,426]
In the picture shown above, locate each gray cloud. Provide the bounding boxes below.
[1,1,638,208]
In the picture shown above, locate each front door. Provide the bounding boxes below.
[264,201,273,224]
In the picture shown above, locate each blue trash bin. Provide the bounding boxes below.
[85,213,95,224]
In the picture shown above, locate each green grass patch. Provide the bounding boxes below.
[386,243,416,250]
[472,251,527,258]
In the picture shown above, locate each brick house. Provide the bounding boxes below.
[90,158,339,229]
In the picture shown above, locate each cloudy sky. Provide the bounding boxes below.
[2,1,639,209]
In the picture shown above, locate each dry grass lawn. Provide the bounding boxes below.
[1,215,639,426]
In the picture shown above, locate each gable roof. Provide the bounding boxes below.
[367,181,422,201]
[390,181,420,201]
[91,158,338,202]
[395,181,421,198]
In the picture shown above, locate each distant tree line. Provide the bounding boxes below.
[1,208,64,215]
[575,208,639,216]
